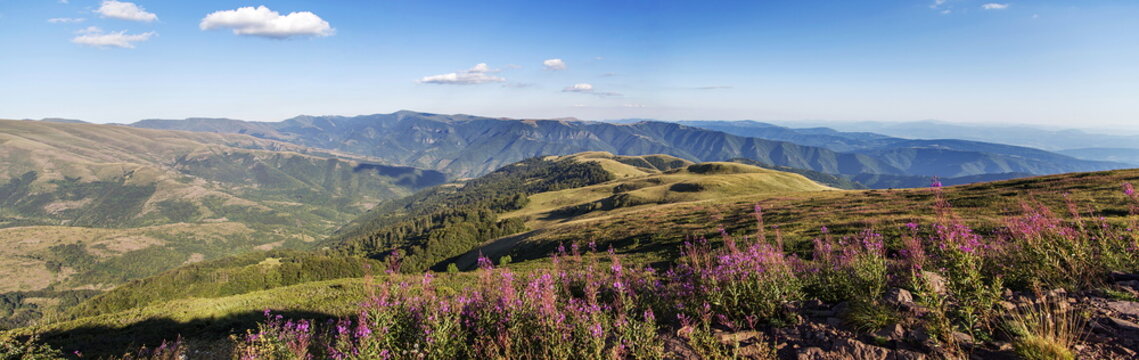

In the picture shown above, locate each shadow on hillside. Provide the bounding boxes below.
[37,309,338,359]
[447,230,683,272]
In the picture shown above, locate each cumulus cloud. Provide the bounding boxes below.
[419,63,506,85]
[48,17,84,23]
[981,3,1009,10]
[543,58,566,71]
[96,1,157,22]
[71,27,155,48]
[562,83,620,97]
[200,6,334,39]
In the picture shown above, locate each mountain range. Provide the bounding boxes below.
[764,119,1139,153]
[130,111,1131,189]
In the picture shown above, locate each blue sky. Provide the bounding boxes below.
[0,1,1137,129]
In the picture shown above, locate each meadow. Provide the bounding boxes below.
[5,170,1139,359]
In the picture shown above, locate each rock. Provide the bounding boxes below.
[803,299,826,309]
[1109,271,1139,282]
[895,349,928,360]
[806,309,836,318]
[908,327,931,343]
[884,288,914,306]
[737,343,775,358]
[920,271,948,295]
[716,330,760,345]
[1107,301,1139,316]
[1117,280,1139,291]
[1110,317,1139,331]
[826,317,844,328]
[660,333,701,360]
[797,347,827,360]
[832,302,851,317]
[834,338,892,360]
[952,331,975,345]
[874,323,905,341]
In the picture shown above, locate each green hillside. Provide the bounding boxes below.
[0,120,444,327]
[10,164,1138,359]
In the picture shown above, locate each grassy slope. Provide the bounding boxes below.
[16,167,1138,353]
[0,120,444,325]
[10,168,1139,356]
[495,168,1139,266]
[13,150,1134,355]
[503,153,833,228]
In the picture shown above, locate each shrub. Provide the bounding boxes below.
[0,335,64,360]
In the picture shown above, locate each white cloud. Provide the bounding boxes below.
[930,0,947,9]
[543,58,566,71]
[418,63,506,85]
[563,83,593,92]
[981,3,1009,10]
[200,6,334,39]
[562,83,620,97]
[48,17,85,23]
[71,27,155,48]
[96,1,157,22]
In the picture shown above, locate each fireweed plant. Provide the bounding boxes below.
[224,183,1139,359]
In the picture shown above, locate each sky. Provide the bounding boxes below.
[0,0,1137,129]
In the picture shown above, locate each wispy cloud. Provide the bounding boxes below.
[47,17,85,23]
[562,83,620,97]
[419,63,506,85]
[981,3,1009,10]
[200,6,334,39]
[71,26,155,48]
[543,58,566,71]
[695,85,732,90]
[96,1,157,22]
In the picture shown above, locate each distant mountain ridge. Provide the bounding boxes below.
[130,111,1130,188]
[764,119,1139,153]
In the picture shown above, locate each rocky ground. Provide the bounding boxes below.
[666,272,1139,359]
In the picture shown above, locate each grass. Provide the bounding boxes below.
[501,157,833,230]
[1005,297,1086,360]
[3,156,1137,358]
[480,168,1139,268]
